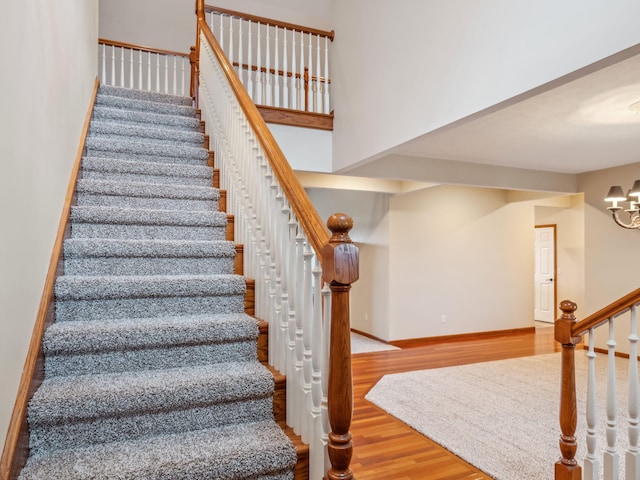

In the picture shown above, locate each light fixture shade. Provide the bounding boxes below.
[629,179,640,197]
[605,185,627,202]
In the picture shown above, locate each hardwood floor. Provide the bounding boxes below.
[350,324,560,479]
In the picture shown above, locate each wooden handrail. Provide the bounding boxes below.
[195,2,330,256]
[0,78,100,480]
[571,288,640,337]
[99,38,190,58]
[205,4,335,41]
[554,290,640,480]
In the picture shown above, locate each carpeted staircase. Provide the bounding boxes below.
[18,84,297,479]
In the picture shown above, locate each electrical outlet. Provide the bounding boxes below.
[440,315,446,323]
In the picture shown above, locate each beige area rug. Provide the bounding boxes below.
[366,352,636,480]
[350,332,400,354]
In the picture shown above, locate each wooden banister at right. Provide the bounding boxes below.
[204,4,335,40]
[570,288,640,338]
[554,289,640,480]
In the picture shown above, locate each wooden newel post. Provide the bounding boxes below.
[554,300,582,480]
[191,0,204,106]
[322,213,359,480]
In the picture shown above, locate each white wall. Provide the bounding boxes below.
[270,124,332,173]
[0,0,98,453]
[330,0,640,171]
[388,186,534,341]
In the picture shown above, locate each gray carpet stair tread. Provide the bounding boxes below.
[55,274,245,300]
[19,421,296,480]
[29,362,274,425]
[44,313,258,354]
[85,137,209,163]
[64,238,235,259]
[70,205,228,227]
[82,156,212,180]
[92,105,201,131]
[89,120,204,146]
[76,178,219,201]
[95,93,196,117]
[99,84,193,106]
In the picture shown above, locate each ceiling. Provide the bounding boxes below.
[344,47,640,189]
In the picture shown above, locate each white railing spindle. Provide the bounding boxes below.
[604,318,619,480]
[324,35,330,114]
[129,49,134,88]
[274,26,280,107]
[265,26,272,106]
[627,305,640,479]
[584,329,599,480]
[247,20,253,100]
[291,30,297,110]
[110,45,115,86]
[282,28,289,109]
[101,43,106,84]
[120,47,125,87]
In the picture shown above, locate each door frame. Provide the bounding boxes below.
[534,224,557,322]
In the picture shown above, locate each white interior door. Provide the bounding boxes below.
[534,226,556,323]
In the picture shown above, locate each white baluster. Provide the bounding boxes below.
[291,31,297,110]
[307,33,312,112]
[129,48,134,89]
[299,31,304,111]
[172,56,177,96]
[604,318,619,480]
[301,239,313,443]
[315,34,321,113]
[247,20,253,100]
[256,22,263,105]
[628,304,640,480]
[181,57,185,96]
[324,35,330,114]
[219,14,224,51]
[164,55,169,94]
[229,17,234,75]
[238,19,243,86]
[147,51,151,91]
[120,47,125,87]
[584,329,599,480]
[110,45,115,86]
[265,26,272,106]
[282,28,289,109]
[274,26,280,107]
[138,50,143,90]
[156,53,160,92]
[294,225,306,437]
[101,43,106,84]
[310,258,324,479]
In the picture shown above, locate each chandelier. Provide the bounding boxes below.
[605,180,640,229]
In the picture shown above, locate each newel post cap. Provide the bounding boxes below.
[321,213,359,285]
[555,300,580,345]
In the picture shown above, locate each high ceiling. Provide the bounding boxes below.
[343,47,640,192]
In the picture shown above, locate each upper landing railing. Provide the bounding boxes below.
[204,4,334,115]
[555,289,640,480]
[98,39,190,96]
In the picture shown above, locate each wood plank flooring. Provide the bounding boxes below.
[350,324,560,479]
